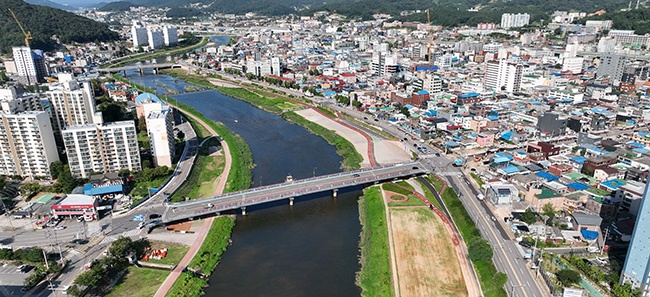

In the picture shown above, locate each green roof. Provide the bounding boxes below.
[34,193,55,204]
[536,187,561,199]
[587,188,611,197]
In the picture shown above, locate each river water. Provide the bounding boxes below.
[122,41,363,296]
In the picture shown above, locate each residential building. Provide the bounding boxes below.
[616,180,646,217]
[597,54,626,86]
[63,121,140,178]
[131,21,148,48]
[563,57,584,74]
[147,30,165,50]
[12,46,42,85]
[486,181,520,205]
[271,57,281,76]
[484,59,523,93]
[0,111,59,178]
[537,112,568,137]
[162,26,178,46]
[500,13,530,29]
[46,79,97,133]
[146,109,175,167]
[620,183,650,295]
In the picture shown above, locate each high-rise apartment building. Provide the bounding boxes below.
[46,79,97,133]
[620,182,650,297]
[131,21,149,48]
[597,54,626,86]
[162,26,178,47]
[0,89,58,179]
[12,46,39,85]
[500,13,530,29]
[484,59,523,93]
[146,109,175,167]
[63,121,140,178]
[271,57,281,76]
[147,30,165,50]
[372,52,385,76]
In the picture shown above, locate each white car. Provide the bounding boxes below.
[137,222,146,229]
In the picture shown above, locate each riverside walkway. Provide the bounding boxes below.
[98,63,180,73]
[162,162,427,223]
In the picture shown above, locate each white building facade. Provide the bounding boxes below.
[146,109,175,167]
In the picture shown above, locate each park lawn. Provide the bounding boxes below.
[106,267,169,297]
[387,194,426,207]
[171,138,225,201]
[130,175,169,203]
[145,241,190,266]
[427,175,445,192]
[389,208,468,297]
[357,186,393,297]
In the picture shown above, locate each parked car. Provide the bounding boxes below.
[519,241,532,248]
[137,222,146,229]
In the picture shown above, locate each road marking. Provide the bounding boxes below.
[452,175,530,297]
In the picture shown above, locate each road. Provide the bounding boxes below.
[163,162,426,222]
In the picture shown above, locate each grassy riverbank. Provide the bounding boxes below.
[170,137,225,202]
[430,176,508,297]
[357,186,394,297]
[104,37,209,69]
[160,69,363,170]
[166,216,236,297]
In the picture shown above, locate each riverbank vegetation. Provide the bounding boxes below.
[167,216,236,297]
[170,137,225,202]
[104,36,208,69]
[283,111,363,170]
[357,186,394,297]
[430,176,508,297]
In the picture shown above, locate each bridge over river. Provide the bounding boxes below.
[98,63,181,73]
[162,162,427,223]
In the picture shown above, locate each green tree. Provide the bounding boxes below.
[50,161,64,180]
[612,282,641,297]
[468,238,493,262]
[543,203,555,218]
[177,130,185,141]
[556,269,581,287]
[57,166,78,193]
[520,208,536,225]
[108,236,134,258]
[66,285,81,297]
[137,116,147,133]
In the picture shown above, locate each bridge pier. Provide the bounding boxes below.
[333,189,338,197]
[289,197,294,206]
[139,68,144,75]
[122,70,126,76]
[241,206,247,216]
[153,68,158,75]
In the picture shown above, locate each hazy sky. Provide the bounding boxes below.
[49,0,119,7]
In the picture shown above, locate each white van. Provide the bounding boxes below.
[477,194,484,200]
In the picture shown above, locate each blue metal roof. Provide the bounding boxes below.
[502,165,520,174]
[536,171,559,181]
[493,156,511,164]
[566,182,590,191]
[600,179,626,190]
[569,156,587,164]
[135,93,163,105]
[83,183,125,196]
[581,229,598,241]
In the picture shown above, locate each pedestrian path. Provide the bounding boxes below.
[99,229,143,245]
[435,171,462,176]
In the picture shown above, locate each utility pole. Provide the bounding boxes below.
[42,248,49,271]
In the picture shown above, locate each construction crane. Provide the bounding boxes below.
[426,9,435,64]
[8,8,33,47]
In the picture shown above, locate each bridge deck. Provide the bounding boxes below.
[162,162,426,223]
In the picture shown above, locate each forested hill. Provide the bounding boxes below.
[581,8,650,35]
[310,0,630,25]
[0,0,119,54]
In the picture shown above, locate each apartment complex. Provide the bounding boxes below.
[46,77,98,133]
[501,13,530,29]
[63,121,141,178]
[0,88,58,179]
[484,59,523,93]
[620,183,650,296]
[12,46,47,85]
[146,109,175,167]
[130,20,178,49]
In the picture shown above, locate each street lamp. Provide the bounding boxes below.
[510,284,524,296]
[313,167,317,178]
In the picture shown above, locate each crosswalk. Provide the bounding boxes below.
[434,171,462,177]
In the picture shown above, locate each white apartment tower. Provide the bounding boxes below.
[271,57,281,76]
[500,13,530,29]
[372,52,385,76]
[148,30,165,50]
[12,46,38,85]
[63,121,141,178]
[46,79,97,133]
[484,59,523,93]
[162,26,178,46]
[0,88,58,178]
[131,21,149,48]
[146,109,175,167]
[422,73,442,94]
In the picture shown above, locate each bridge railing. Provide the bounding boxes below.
[166,162,422,208]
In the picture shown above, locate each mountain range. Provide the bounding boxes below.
[0,0,119,54]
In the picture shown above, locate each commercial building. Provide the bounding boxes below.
[63,121,141,178]
[536,112,568,137]
[500,13,530,29]
[51,194,98,220]
[620,183,650,296]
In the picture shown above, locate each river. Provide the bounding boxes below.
[121,42,363,296]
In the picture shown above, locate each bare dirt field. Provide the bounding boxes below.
[389,207,468,297]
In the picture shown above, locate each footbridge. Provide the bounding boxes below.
[162,162,427,223]
[98,63,182,74]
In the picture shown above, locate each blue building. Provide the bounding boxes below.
[620,182,650,296]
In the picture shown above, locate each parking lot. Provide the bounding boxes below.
[0,262,32,286]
